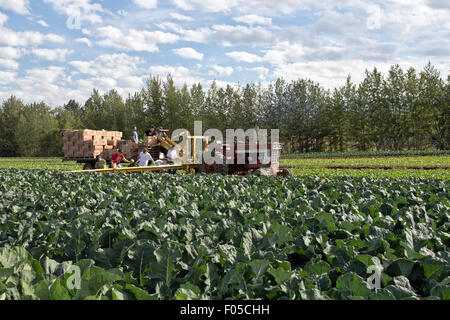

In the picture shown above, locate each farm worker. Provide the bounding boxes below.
[158,127,168,138]
[131,126,138,144]
[145,126,156,137]
[137,148,153,167]
[111,149,130,168]
[167,146,178,164]
[95,155,107,169]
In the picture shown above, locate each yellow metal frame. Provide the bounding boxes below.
[71,163,198,174]
[187,136,208,163]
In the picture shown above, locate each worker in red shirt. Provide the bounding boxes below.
[111,149,130,168]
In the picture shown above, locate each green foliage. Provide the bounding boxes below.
[282,150,450,159]
[0,170,448,300]
[0,158,82,171]
[281,156,450,166]
[288,168,449,180]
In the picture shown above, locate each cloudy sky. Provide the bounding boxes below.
[0,0,449,106]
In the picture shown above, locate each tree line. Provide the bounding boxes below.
[0,62,448,157]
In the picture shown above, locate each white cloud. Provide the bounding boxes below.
[0,58,19,70]
[172,0,238,12]
[19,67,66,87]
[314,9,360,35]
[70,61,92,75]
[134,0,158,9]
[31,48,73,62]
[157,22,212,43]
[70,53,143,78]
[158,22,275,46]
[208,65,234,77]
[262,41,307,65]
[425,0,450,10]
[170,12,194,21]
[0,27,65,46]
[0,70,15,84]
[233,15,272,26]
[122,75,145,88]
[0,11,8,25]
[181,27,213,43]
[45,34,66,44]
[36,20,50,28]
[0,0,30,15]
[43,0,105,25]
[226,51,264,63]
[4,54,147,106]
[76,37,93,47]
[170,0,327,14]
[172,47,204,60]
[0,46,22,59]
[0,12,65,46]
[248,67,269,80]
[269,58,434,90]
[212,24,275,46]
[149,65,203,86]
[96,26,179,52]
[5,66,86,106]
[77,77,117,89]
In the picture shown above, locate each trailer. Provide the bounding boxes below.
[69,137,291,176]
[63,128,291,176]
[62,129,181,170]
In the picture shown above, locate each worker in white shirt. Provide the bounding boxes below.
[137,148,154,166]
[167,146,178,164]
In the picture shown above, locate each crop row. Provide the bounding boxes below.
[289,168,450,180]
[280,156,450,167]
[0,170,448,300]
[0,158,82,171]
[1,158,449,181]
[282,150,450,159]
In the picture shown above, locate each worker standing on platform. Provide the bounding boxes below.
[145,126,157,137]
[131,126,138,144]
[167,146,178,164]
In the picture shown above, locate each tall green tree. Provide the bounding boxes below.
[125,92,147,142]
[163,75,181,131]
[0,96,24,157]
[82,89,104,129]
[361,68,388,150]
[419,63,448,150]
[142,76,165,129]
[15,102,59,156]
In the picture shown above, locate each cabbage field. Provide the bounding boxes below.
[0,169,449,300]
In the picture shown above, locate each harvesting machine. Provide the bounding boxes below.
[64,129,291,176]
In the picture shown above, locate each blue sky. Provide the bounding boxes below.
[0,0,449,106]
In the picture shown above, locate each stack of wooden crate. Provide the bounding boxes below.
[117,140,136,159]
[62,129,123,159]
[144,135,159,147]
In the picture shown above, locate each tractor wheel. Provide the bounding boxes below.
[278,168,293,177]
[83,162,94,170]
